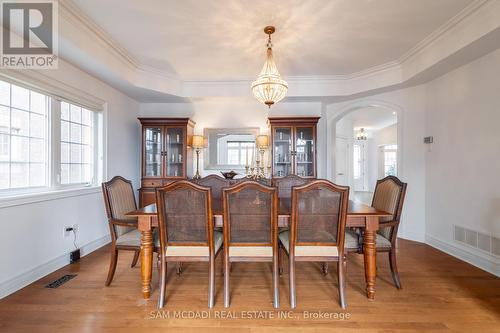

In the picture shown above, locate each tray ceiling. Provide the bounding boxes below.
[72,0,473,81]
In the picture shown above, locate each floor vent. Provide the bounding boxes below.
[492,237,500,257]
[45,274,77,288]
[454,225,499,258]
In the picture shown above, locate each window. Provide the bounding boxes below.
[383,145,397,176]
[226,141,254,165]
[0,78,102,195]
[60,102,94,185]
[0,81,49,190]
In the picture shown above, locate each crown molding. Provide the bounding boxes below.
[136,64,180,82]
[59,0,140,70]
[182,61,402,83]
[398,0,489,64]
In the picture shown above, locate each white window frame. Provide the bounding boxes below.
[226,140,254,166]
[56,100,99,188]
[0,73,106,208]
[0,83,51,192]
[382,144,398,177]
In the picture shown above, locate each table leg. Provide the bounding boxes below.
[363,216,379,300]
[139,216,154,299]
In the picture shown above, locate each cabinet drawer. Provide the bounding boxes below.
[142,179,162,188]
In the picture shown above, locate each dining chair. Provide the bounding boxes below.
[279,179,350,309]
[222,180,279,308]
[156,180,223,308]
[101,176,143,286]
[272,174,311,200]
[193,174,231,211]
[346,175,407,289]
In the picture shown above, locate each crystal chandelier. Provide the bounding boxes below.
[251,26,288,108]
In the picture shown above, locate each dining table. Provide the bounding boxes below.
[126,199,392,301]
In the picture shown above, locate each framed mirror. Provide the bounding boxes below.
[204,128,259,170]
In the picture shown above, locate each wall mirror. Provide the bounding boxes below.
[204,128,259,170]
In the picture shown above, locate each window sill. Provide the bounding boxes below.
[0,186,101,209]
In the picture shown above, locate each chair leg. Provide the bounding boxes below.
[176,262,183,276]
[338,257,347,309]
[208,256,215,308]
[278,245,283,276]
[289,257,296,309]
[221,248,225,275]
[131,250,140,268]
[158,259,167,308]
[224,252,230,308]
[389,250,402,289]
[273,255,280,309]
[321,262,329,275]
[105,249,118,286]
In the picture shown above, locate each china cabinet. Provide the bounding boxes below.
[268,117,319,178]
[138,118,195,206]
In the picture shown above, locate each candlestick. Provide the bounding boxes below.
[251,147,255,169]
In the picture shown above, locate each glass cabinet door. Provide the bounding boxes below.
[295,127,315,177]
[273,127,292,177]
[165,127,185,177]
[144,127,162,177]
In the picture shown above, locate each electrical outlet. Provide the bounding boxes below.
[63,226,73,238]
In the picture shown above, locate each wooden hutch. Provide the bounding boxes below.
[138,118,195,206]
[268,117,319,178]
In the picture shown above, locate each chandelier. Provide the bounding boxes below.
[356,128,368,140]
[251,26,288,108]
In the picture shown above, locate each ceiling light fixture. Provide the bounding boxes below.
[251,26,288,108]
[356,128,368,140]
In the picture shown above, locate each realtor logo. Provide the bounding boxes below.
[1,0,58,69]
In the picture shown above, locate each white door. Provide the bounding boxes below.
[353,141,367,191]
[335,137,349,186]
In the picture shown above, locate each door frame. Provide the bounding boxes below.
[328,99,404,183]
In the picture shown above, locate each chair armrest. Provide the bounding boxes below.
[379,221,399,228]
[110,219,138,228]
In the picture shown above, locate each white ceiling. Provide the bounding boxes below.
[72,0,473,81]
[340,107,397,131]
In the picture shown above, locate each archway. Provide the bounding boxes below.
[328,99,403,204]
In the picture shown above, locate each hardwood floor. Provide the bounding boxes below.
[0,239,499,333]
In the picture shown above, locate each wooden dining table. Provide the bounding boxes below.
[126,199,391,301]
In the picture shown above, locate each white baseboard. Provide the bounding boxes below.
[0,234,110,299]
[399,230,425,243]
[426,234,500,277]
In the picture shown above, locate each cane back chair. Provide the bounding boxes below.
[222,181,279,308]
[155,180,223,308]
[279,179,350,308]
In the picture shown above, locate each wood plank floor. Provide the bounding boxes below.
[0,239,499,333]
